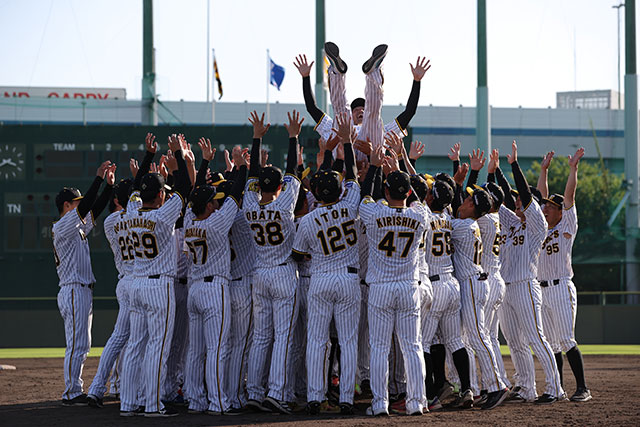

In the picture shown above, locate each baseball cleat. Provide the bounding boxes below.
[144,407,179,417]
[534,393,558,405]
[305,400,321,415]
[428,396,443,411]
[569,387,592,402]
[324,42,348,74]
[362,44,388,74]
[223,407,245,415]
[120,406,144,417]
[205,410,222,415]
[474,392,488,406]
[365,405,389,416]
[339,401,355,415]
[482,388,509,410]
[263,396,293,414]
[61,394,89,406]
[245,399,272,413]
[87,394,103,408]
[437,382,455,402]
[452,389,474,409]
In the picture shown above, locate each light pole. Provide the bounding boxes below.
[614,3,625,109]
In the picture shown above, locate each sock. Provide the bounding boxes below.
[554,352,564,387]
[452,348,471,392]
[424,352,436,400]
[566,346,587,389]
[431,344,446,391]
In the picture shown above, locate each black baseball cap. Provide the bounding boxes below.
[385,170,412,199]
[216,180,234,201]
[431,180,454,207]
[114,178,133,208]
[542,193,564,208]
[466,185,493,217]
[140,173,172,197]
[295,186,309,212]
[55,187,83,212]
[315,170,341,202]
[481,182,504,208]
[511,186,542,204]
[190,185,225,208]
[410,175,428,202]
[259,166,283,192]
[209,171,226,186]
[351,98,365,110]
[434,172,456,191]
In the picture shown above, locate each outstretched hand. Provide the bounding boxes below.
[448,142,461,161]
[294,54,315,78]
[540,151,555,170]
[506,140,518,165]
[370,145,385,168]
[248,111,271,138]
[488,149,499,173]
[469,148,486,171]
[198,137,216,161]
[145,133,158,153]
[384,131,403,155]
[568,147,585,169]
[105,164,117,185]
[453,162,469,186]
[354,138,372,156]
[96,160,112,179]
[334,112,352,143]
[409,140,425,160]
[284,110,305,138]
[410,56,431,81]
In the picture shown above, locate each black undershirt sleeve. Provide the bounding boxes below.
[495,166,515,211]
[302,76,325,123]
[395,80,421,129]
[511,161,532,208]
[77,176,103,219]
[195,159,209,187]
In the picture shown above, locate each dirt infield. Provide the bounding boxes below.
[0,355,638,426]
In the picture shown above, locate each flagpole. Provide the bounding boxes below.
[212,48,216,125]
[266,49,271,124]
[206,0,210,103]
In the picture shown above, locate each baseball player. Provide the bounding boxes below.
[450,170,509,410]
[87,178,136,407]
[359,147,427,416]
[492,141,564,404]
[292,113,361,415]
[243,111,302,415]
[54,160,115,406]
[294,46,430,155]
[537,148,591,402]
[119,134,192,417]
[182,147,248,415]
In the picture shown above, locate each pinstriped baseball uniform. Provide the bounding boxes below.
[89,210,136,399]
[293,179,361,404]
[359,197,427,414]
[244,174,301,402]
[53,208,95,400]
[451,218,506,393]
[182,197,238,413]
[225,210,256,409]
[539,204,579,353]
[356,219,371,385]
[499,202,564,399]
[421,210,465,354]
[477,212,510,387]
[120,192,183,413]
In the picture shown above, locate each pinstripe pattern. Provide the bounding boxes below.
[485,271,510,387]
[357,280,370,384]
[230,211,256,279]
[388,333,407,396]
[424,211,455,276]
[421,274,464,353]
[53,208,96,286]
[287,272,309,402]
[541,279,578,353]
[357,68,384,150]
[538,205,577,281]
[163,276,188,401]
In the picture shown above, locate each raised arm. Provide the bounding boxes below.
[506,140,532,208]
[335,112,357,181]
[537,151,555,199]
[395,57,430,129]
[283,110,303,175]
[91,164,117,220]
[452,162,469,216]
[78,160,111,219]
[196,137,216,187]
[168,134,193,202]
[448,142,461,176]
[361,145,384,199]
[133,133,157,190]
[565,147,584,208]
[466,148,485,188]
[294,54,324,123]
[408,140,425,170]
[248,111,270,178]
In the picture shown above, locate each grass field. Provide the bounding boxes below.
[0,345,639,359]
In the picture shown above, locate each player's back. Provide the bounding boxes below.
[424,210,455,276]
[478,212,501,274]
[359,197,427,284]
[499,202,547,283]
[230,210,256,279]
[538,204,578,281]
[451,217,483,280]
[103,210,134,278]
[128,193,183,278]
[243,174,300,267]
[52,208,95,286]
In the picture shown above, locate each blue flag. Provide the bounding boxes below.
[270,58,285,90]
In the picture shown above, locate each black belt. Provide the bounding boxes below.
[540,279,560,288]
[429,274,441,282]
[360,279,368,286]
[148,274,160,279]
[204,276,214,282]
[279,262,288,266]
[80,283,94,289]
[347,267,358,274]
[301,275,311,279]
[478,273,488,281]
[178,278,188,285]
[231,277,242,281]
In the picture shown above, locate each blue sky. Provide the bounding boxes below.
[0,0,627,108]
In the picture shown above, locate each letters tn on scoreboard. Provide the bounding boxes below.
[33,142,145,180]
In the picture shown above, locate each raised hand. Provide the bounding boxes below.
[106,164,117,185]
[149,162,158,174]
[383,149,400,175]
[370,145,385,167]
[568,147,585,169]
[384,131,403,155]
[469,148,486,171]
[183,148,196,166]
[294,54,315,78]
[248,111,271,138]
[167,134,181,153]
[448,142,461,161]
[297,146,304,166]
[224,149,234,172]
[506,140,518,164]
[410,56,431,81]
[540,151,555,170]
[354,138,373,156]
[284,110,305,138]
[178,134,190,154]
[233,147,249,168]
[260,149,269,168]
[335,141,345,160]
[409,140,425,160]
[165,150,178,172]
[145,133,158,153]
[325,132,341,152]
[198,137,216,161]
[96,160,112,178]
[453,162,469,186]
[488,148,499,173]
[129,158,139,178]
[334,111,352,143]
[158,162,168,179]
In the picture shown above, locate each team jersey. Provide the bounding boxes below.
[357,220,369,280]
[478,212,502,274]
[128,193,184,278]
[451,218,484,279]
[293,215,311,277]
[183,197,238,281]
[498,201,548,283]
[104,210,131,278]
[423,210,455,276]
[52,208,95,286]
[538,204,578,281]
[229,210,256,279]
[243,174,301,267]
[175,228,189,279]
[359,197,428,284]
[293,180,360,275]
[417,230,430,280]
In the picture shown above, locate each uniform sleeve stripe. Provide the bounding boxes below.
[563,202,575,210]
[76,209,86,224]
[313,113,326,131]
[285,173,301,183]
[522,198,533,212]
[227,195,240,208]
[292,248,310,256]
